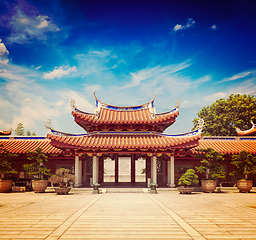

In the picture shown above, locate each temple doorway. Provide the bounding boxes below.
[103,156,146,186]
[118,157,131,182]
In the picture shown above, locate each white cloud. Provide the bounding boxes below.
[0,40,9,56]
[194,75,211,84]
[0,59,9,65]
[20,18,29,24]
[1,8,60,44]
[60,90,95,113]
[211,25,217,30]
[218,69,256,83]
[0,63,72,134]
[227,79,256,96]
[0,39,9,65]
[42,66,77,79]
[173,24,183,31]
[55,100,65,108]
[0,69,28,81]
[37,20,48,29]
[173,18,195,32]
[37,15,50,29]
[84,84,102,94]
[203,92,227,103]
[122,60,191,89]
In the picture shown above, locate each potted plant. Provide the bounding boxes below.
[230,151,256,193]
[178,169,199,194]
[0,145,17,192]
[149,182,158,194]
[195,148,226,193]
[49,168,75,194]
[91,182,100,194]
[23,147,51,193]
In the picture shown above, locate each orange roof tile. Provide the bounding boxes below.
[197,137,256,154]
[71,92,179,132]
[47,132,200,152]
[72,108,179,132]
[1,136,255,156]
[0,137,63,155]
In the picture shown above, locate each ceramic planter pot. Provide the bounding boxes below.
[32,180,48,193]
[178,187,194,194]
[236,179,253,193]
[54,187,71,195]
[0,179,13,193]
[201,179,217,193]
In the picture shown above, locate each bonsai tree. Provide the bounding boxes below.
[195,148,226,180]
[23,147,51,180]
[0,145,17,179]
[49,168,75,188]
[178,169,199,187]
[230,151,256,179]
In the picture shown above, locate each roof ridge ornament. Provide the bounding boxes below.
[195,118,204,134]
[175,99,181,109]
[236,120,256,136]
[70,98,76,111]
[93,91,156,112]
[44,118,54,134]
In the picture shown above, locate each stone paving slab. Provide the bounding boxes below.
[1,190,256,239]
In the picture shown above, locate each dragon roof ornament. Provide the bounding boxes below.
[236,120,256,136]
[195,118,204,134]
[70,98,76,111]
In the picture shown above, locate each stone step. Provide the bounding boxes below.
[104,188,148,193]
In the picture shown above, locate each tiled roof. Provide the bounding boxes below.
[72,108,179,132]
[0,137,62,155]
[47,132,200,152]
[1,136,255,156]
[71,92,179,132]
[197,137,256,154]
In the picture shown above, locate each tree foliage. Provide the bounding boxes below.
[192,94,256,136]
[23,147,51,179]
[14,123,36,136]
[14,123,25,136]
[230,151,256,179]
[49,168,76,188]
[178,169,199,187]
[0,145,17,178]
[195,148,226,179]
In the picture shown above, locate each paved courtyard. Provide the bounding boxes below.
[1,188,256,239]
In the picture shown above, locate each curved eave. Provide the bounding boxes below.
[94,91,156,110]
[0,130,12,135]
[237,127,256,136]
[72,107,178,128]
[47,132,200,152]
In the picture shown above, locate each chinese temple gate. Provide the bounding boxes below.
[46,92,202,187]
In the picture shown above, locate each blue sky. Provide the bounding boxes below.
[0,0,256,135]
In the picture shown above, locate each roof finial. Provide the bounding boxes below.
[195,118,204,133]
[44,118,54,134]
[70,98,76,111]
[175,99,181,109]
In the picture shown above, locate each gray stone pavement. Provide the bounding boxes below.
[1,188,256,239]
